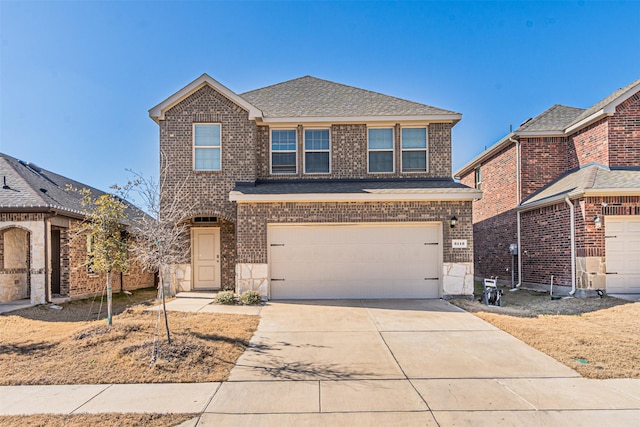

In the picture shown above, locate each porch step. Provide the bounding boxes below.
[175,291,219,300]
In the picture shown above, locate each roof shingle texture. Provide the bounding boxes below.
[517,104,585,132]
[522,164,640,206]
[241,76,458,118]
[233,179,475,195]
[0,152,142,219]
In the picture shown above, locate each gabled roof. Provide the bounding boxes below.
[454,77,640,178]
[520,163,640,210]
[0,152,143,220]
[566,78,640,133]
[149,74,263,123]
[240,76,461,123]
[149,74,461,125]
[516,104,585,135]
[230,178,481,202]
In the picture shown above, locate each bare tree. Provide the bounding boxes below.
[117,153,193,344]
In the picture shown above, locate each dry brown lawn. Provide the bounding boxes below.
[450,287,640,379]
[0,413,195,427]
[0,288,259,385]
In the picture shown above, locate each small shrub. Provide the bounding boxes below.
[214,291,236,305]
[239,290,262,305]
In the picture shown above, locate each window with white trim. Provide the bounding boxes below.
[368,128,394,173]
[401,127,427,173]
[475,167,482,190]
[193,124,221,171]
[271,129,297,174]
[304,129,330,174]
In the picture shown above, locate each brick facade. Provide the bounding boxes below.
[609,93,640,167]
[520,136,569,200]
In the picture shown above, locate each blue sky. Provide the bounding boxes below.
[1,1,639,192]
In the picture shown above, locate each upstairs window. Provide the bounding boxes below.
[401,127,427,173]
[368,128,394,173]
[271,129,297,174]
[194,124,221,171]
[475,167,482,190]
[304,129,330,174]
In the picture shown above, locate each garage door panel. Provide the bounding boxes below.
[268,223,441,299]
[605,216,640,293]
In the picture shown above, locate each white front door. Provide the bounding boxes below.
[192,228,221,290]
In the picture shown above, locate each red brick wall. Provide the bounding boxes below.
[458,143,519,280]
[567,118,609,169]
[608,92,640,167]
[472,210,518,280]
[520,137,569,200]
[520,203,572,287]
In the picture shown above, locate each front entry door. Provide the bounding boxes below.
[51,229,61,295]
[192,228,221,290]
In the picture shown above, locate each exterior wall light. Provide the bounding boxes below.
[594,215,602,230]
[450,216,458,228]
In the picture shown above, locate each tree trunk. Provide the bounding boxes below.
[159,271,171,344]
[106,270,112,326]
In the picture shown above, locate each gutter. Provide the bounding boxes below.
[509,135,522,288]
[564,197,577,296]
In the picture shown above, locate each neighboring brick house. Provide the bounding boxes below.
[455,78,640,296]
[0,153,155,304]
[149,74,481,299]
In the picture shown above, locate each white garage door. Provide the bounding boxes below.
[268,223,441,299]
[605,216,640,293]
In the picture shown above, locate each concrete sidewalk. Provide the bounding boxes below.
[2,298,640,426]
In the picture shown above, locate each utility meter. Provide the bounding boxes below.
[509,243,518,255]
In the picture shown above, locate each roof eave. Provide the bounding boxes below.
[148,74,263,123]
[564,109,609,134]
[260,114,462,125]
[583,188,640,197]
[229,190,482,203]
[454,132,516,178]
[516,130,566,137]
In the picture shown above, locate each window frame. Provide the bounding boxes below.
[193,123,222,172]
[270,128,298,175]
[303,128,331,174]
[367,127,395,174]
[475,167,482,190]
[400,126,428,173]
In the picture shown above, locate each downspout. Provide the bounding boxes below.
[564,197,576,296]
[509,135,522,288]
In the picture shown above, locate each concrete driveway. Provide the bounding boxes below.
[199,299,640,426]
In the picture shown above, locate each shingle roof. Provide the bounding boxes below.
[567,78,640,129]
[241,76,459,119]
[517,104,585,133]
[233,178,475,195]
[0,152,142,220]
[521,164,640,207]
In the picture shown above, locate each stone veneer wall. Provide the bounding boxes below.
[235,200,473,298]
[0,213,46,304]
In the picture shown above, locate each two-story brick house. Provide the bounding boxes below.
[0,153,155,304]
[455,78,640,296]
[149,74,481,299]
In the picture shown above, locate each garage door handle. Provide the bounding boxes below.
[424,242,439,245]
[424,277,438,280]
[605,272,618,275]
[605,236,617,239]
[270,244,285,246]
[271,278,285,281]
